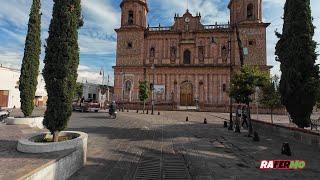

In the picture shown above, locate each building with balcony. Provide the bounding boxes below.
[113,0,270,109]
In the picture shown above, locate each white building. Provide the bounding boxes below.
[0,65,47,108]
[82,82,112,107]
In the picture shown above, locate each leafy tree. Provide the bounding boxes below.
[139,81,149,113]
[19,0,41,117]
[275,0,319,128]
[259,75,282,123]
[43,0,83,142]
[75,82,83,100]
[229,65,268,136]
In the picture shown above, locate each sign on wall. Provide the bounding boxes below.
[154,85,165,94]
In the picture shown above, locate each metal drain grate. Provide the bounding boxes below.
[134,155,161,180]
[162,155,191,180]
[134,153,191,180]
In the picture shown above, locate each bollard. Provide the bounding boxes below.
[186,116,189,122]
[253,131,260,141]
[158,112,160,115]
[281,142,292,156]
[235,122,241,133]
[136,109,139,113]
[204,118,207,124]
[228,121,233,131]
[224,121,228,128]
[122,107,124,112]
[146,109,149,114]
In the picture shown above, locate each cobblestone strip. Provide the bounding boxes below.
[104,116,146,179]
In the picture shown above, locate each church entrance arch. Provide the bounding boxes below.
[180,81,194,106]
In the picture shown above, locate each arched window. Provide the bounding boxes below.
[247,4,254,20]
[128,10,134,25]
[183,50,191,64]
[125,80,132,91]
[150,47,155,58]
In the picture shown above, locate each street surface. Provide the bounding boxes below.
[68,111,320,180]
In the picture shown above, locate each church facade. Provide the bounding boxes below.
[113,0,270,108]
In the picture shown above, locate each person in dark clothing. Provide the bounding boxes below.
[109,101,116,115]
[242,106,248,128]
[80,97,85,107]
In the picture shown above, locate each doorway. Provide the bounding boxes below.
[180,82,193,106]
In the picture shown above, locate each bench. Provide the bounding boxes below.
[311,118,320,130]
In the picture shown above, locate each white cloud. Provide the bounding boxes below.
[82,0,120,33]
[79,34,116,55]
[0,51,22,68]
[77,64,114,85]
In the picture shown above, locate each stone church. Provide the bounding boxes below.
[113,0,270,109]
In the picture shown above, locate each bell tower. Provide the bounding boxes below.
[120,0,148,28]
[228,0,269,67]
[115,0,148,67]
[228,0,262,25]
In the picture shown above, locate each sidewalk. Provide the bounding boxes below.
[0,123,67,179]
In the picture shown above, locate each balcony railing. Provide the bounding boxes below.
[148,26,172,31]
[147,23,230,32]
[203,23,230,30]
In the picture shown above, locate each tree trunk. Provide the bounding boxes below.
[271,108,274,124]
[53,131,59,142]
[247,103,253,137]
[229,103,234,130]
[143,101,145,114]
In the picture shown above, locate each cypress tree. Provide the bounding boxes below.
[275,0,319,128]
[43,0,83,142]
[19,0,41,117]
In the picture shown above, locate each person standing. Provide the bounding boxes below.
[242,106,248,128]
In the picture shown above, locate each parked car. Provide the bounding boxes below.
[72,99,100,112]
[0,108,10,122]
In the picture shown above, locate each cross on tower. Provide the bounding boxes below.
[186,0,189,10]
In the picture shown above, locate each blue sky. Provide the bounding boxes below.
[0,0,319,85]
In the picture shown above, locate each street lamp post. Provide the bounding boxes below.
[151,64,155,115]
[255,87,260,120]
[100,67,105,108]
[228,25,234,131]
[107,75,110,102]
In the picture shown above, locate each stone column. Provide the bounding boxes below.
[214,75,218,104]
[219,75,222,104]
[204,74,209,103]
[209,74,213,104]
[195,75,199,100]
[177,74,180,105]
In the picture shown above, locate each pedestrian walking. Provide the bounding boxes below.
[242,106,248,128]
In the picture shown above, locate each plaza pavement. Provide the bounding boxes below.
[0,110,319,179]
[69,110,320,179]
